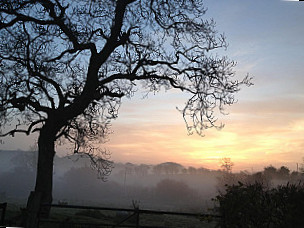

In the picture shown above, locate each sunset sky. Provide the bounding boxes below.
[108,0,304,171]
[1,0,304,172]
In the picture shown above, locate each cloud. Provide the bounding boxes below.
[231,96,304,116]
[103,69,304,169]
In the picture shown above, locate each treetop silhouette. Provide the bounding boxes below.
[0,0,251,226]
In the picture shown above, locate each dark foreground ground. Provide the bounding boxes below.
[3,202,218,228]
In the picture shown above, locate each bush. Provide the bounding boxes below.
[213,182,304,227]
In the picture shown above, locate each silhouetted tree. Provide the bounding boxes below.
[290,171,304,183]
[153,162,184,175]
[217,158,235,190]
[248,171,269,186]
[221,157,234,173]
[125,162,135,175]
[0,0,251,224]
[188,166,197,174]
[263,165,277,179]
[197,167,210,174]
[134,164,150,176]
[277,166,290,179]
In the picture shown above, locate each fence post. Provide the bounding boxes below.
[26,191,42,228]
[135,207,139,228]
[0,202,7,226]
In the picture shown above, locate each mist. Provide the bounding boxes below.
[1,150,303,213]
[0,150,219,211]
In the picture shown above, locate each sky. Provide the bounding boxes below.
[107,0,304,172]
[1,0,304,172]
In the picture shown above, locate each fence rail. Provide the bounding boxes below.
[48,204,220,217]
[38,204,220,228]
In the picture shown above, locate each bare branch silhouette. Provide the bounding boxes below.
[0,0,252,223]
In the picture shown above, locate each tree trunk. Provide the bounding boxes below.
[35,128,56,214]
[26,125,56,228]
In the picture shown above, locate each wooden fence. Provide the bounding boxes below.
[38,204,220,228]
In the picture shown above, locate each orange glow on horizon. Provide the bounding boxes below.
[106,100,304,172]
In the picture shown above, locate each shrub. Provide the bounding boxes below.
[213,182,304,227]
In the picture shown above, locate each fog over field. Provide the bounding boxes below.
[1,150,303,213]
[0,150,218,212]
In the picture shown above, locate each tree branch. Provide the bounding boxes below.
[0,119,44,137]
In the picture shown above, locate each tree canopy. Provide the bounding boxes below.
[0,0,251,224]
[0,0,251,148]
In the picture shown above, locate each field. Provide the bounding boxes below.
[3,203,218,228]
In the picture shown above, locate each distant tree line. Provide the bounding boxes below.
[116,162,214,176]
[2,151,304,215]
[217,164,304,191]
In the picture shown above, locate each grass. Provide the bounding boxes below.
[3,203,218,228]
[40,208,218,228]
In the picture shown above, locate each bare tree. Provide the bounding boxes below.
[221,157,234,173]
[0,0,251,225]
